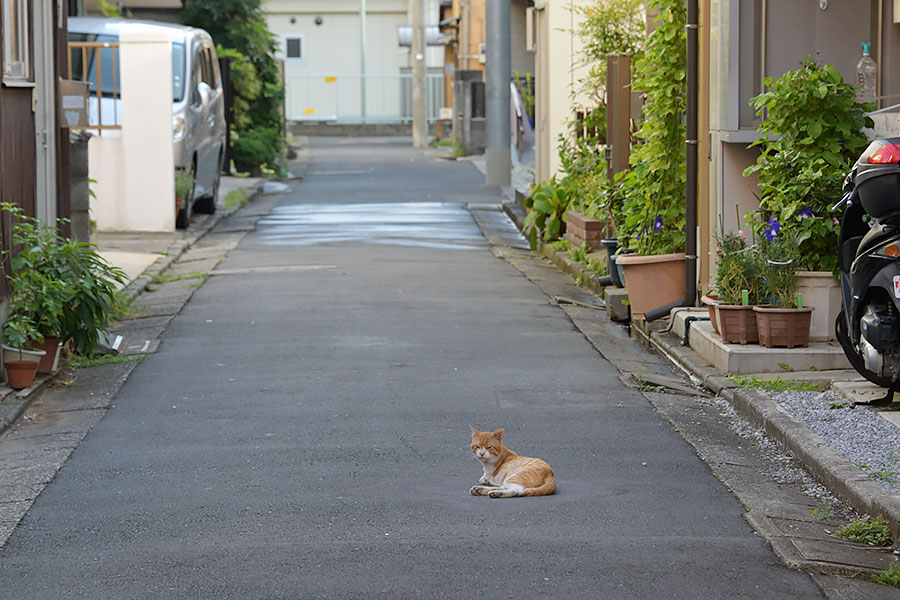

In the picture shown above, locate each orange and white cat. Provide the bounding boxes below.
[469,426,556,498]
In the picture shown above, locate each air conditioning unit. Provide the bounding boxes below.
[477,42,486,64]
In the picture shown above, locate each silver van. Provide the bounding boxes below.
[68,17,227,228]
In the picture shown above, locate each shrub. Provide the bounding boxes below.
[1,203,126,354]
[183,0,285,173]
[744,58,873,273]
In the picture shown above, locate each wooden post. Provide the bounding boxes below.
[606,53,631,181]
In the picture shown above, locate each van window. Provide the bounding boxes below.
[172,42,186,101]
[68,32,186,102]
[202,47,219,88]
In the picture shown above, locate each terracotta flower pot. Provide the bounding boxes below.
[31,336,61,374]
[715,304,759,344]
[615,253,686,319]
[1,344,46,381]
[752,306,814,348]
[5,360,38,390]
[700,294,722,333]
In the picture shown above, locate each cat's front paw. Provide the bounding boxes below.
[488,490,504,498]
[479,476,489,485]
[470,486,489,496]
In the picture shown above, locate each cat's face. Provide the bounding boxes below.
[470,427,504,462]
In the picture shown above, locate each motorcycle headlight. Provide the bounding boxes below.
[172,115,186,142]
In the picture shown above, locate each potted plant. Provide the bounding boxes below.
[613,0,687,318]
[2,299,46,390]
[707,219,762,343]
[1,203,126,362]
[752,230,814,349]
[743,58,872,341]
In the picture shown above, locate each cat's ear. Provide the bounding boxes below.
[470,425,480,436]
[492,428,504,440]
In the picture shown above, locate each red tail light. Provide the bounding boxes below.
[868,143,900,164]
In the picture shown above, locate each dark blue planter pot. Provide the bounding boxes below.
[601,238,623,287]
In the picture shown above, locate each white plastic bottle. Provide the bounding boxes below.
[856,42,877,104]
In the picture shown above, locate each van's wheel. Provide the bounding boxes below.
[175,163,196,229]
[194,150,223,215]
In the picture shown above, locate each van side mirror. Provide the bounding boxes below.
[196,82,212,107]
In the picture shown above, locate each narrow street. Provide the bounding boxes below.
[0,138,823,598]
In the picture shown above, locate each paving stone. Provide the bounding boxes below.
[791,538,895,571]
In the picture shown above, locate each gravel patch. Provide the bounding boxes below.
[773,389,900,496]
[708,395,850,513]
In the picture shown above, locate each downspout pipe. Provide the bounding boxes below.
[644,0,699,322]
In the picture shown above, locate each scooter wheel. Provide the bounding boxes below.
[835,312,893,388]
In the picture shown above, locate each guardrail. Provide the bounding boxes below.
[285,73,445,123]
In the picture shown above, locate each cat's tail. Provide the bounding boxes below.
[523,477,556,497]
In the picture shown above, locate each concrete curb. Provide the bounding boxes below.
[119,181,264,304]
[638,322,900,540]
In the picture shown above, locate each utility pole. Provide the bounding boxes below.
[485,0,510,186]
[411,0,428,147]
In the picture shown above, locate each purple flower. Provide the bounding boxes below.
[738,229,745,239]
[798,208,814,222]
[763,216,781,241]
[652,216,663,232]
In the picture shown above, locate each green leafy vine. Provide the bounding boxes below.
[617,0,687,256]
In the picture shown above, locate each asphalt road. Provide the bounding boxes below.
[0,138,823,598]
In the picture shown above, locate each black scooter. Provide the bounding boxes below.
[835,137,900,406]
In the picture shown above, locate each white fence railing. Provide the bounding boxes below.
[285,73,446,123]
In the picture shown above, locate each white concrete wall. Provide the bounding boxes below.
[266,0,446,121]
[90,26,175,232]
[534,1,592,182]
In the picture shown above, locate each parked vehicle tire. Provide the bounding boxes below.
[175,163,196,229]
[194,149,223,215]
[835,312,893,388]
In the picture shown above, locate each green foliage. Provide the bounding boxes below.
[726,375,826,392]
[758,231,800,308]
[713,220,760,305]
[184,0,285,173]
[1,203,126,355]
[855,452,900,485]
[835,515,892,546]
[568,242,590,264]
[548,239,570,252]
[872,563,900,588]
[100,0,122,17]
[617,0,687,255]
[150,271,208,284]
[69,353,145,369]
[744,58,873,273]
[524,176,579,247]
[558,0,644,223]
[174,169,194,199]
[224,188,249,210]
[231,126,283,174]
[215,47,261,131]
[810,500,832,522]
[573,0,645,113]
